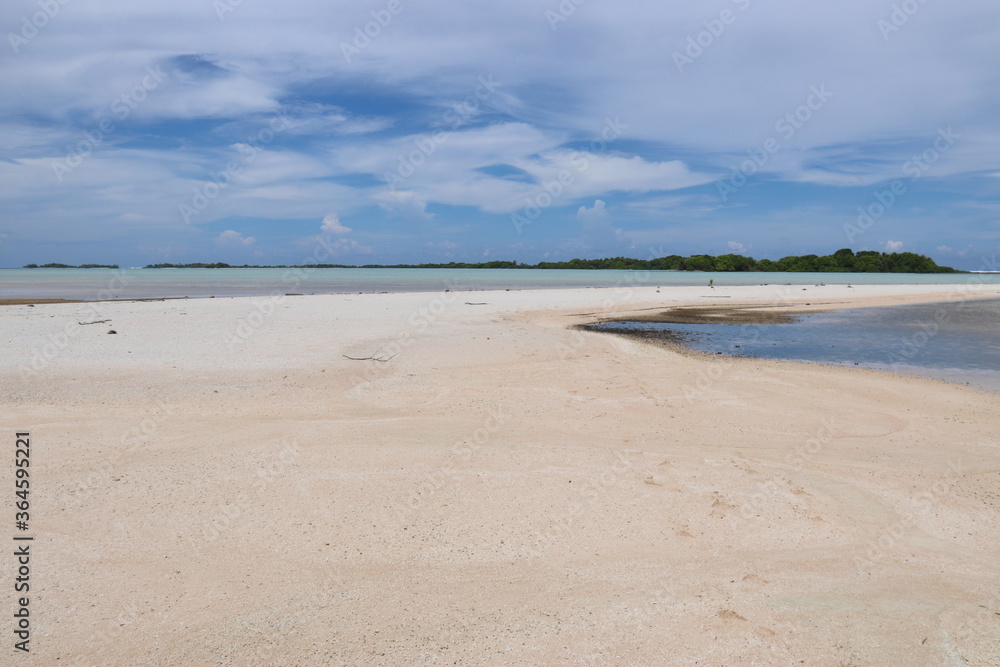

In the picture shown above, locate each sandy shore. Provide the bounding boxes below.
[2,283,999,665]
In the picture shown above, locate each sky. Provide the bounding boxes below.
[1,0,998,269]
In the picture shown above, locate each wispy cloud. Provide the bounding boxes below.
[217,230,255,246]
[320,213,352,235]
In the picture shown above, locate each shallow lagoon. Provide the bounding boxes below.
[596,298,1000,393]
[2,267,999,300]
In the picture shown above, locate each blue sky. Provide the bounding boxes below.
[1,0,998,269]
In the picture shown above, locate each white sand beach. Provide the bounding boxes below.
[3,283,1000,665]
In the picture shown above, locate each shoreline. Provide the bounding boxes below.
[0,296,190,306]
[3,284,999,664]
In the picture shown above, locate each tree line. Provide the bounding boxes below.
[534,249,959,273]
[22,263,119,269]
[22,250,958,273]
[131,249,959,273]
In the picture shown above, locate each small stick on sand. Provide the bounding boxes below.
[343,346,398,362]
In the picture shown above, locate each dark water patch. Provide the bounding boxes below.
[592,298,1000,393]
[624,304,803,325]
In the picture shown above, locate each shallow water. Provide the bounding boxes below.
[2,267,999,300]
[597,298,1000,393]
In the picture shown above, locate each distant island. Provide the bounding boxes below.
[138,250,959,273]
[20,250,958,273]
[22,263,120,269]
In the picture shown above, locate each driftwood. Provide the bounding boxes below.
[78,319,112,325]
[342,346,398,362]
[464,302,488,305]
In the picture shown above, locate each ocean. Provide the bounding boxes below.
[2,267,1000,300]
[595,298,1000,393]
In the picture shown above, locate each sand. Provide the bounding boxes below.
[2,282,999,665]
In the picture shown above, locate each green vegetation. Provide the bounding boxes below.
[22,263,119,269]
[360,260,521,269]
[531,250,958,272]
[137,250,959,273]
[144,262,243,269]
[142,261,516,269]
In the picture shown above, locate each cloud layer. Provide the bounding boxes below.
[1,0,998,267]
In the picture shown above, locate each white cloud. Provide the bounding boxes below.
[574,199,629,252]
[335,123,712,216]
[326,237,373,255]
[577,199,610,225]
[321,213,352,235]
[884,240,904,253]
[373,190,434,222]
[519,151,714,205]
[727,241,749,254]
[217,230,255,246]
[425,240,459,250]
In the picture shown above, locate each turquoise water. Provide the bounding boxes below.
[2,267,999,300]
[596,298,1000,393]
